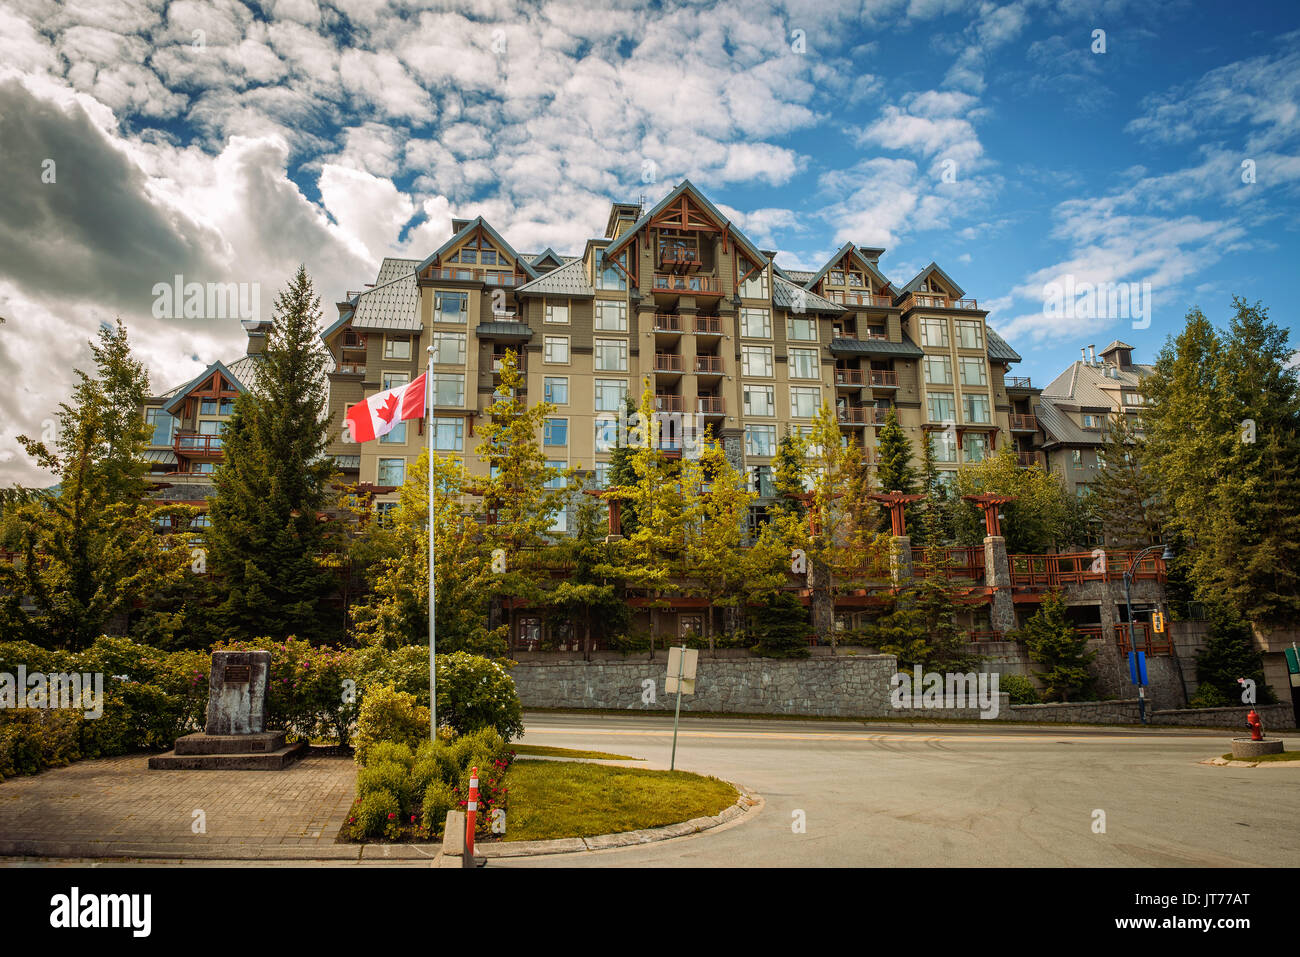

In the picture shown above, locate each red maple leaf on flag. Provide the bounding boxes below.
[376,391,400,424]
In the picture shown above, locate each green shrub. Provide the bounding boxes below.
[350,790,402,840]
[1000,674,1040,705]
[420,780,456,835]
[435,652,524,741]
[357,760,413,815]
[365,741,415,770]
[410,757,442,798]
[0,709,82,780]
[354,684,430,765]
[1189,682,1230,708]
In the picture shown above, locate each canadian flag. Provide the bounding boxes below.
[345,373,427,443]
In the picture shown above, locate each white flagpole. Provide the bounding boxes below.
[426,346,437,740]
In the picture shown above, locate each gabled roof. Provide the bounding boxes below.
[375,257,421,285]
[601,180,769,269]
[1035,397,1103,448]
[515,257,595,298]
[415,217,539,281]
[772,275,843,313]
[898,262,965,299]
[529,248,567,270]
[349,270,421,333]
[803,242,893,293]
[160,357,255,415]
[1043,359,1152,408]
[1101,339,1134,354]
[986,328,1021,364]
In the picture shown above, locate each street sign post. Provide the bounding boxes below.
[667,645,698,771]
[1129,650,1148,724]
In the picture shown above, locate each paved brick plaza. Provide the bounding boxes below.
[0,753,374,861]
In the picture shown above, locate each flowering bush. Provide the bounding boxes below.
[353,684,429,765]
[435,652,524,742]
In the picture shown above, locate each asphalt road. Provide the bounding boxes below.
[499,712,1300,867]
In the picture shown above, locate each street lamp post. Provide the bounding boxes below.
[1122,542,1175,724]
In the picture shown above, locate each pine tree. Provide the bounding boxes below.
[1089,414,1166,548]
[748,590,811,658]
[1015,590,1095,702]
[207,266,337,642]
[548,483,627,659]
[1193,606,1275,705]
[875,406,915,493]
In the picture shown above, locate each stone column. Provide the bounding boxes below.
[983,535,1016,634]
[890,535,914,585]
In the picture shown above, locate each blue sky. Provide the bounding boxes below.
[0,0,1297,485]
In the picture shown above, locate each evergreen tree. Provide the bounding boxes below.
[207,266,337,642]
[748,590,811,658]
[875,406,915,493]
[1090,413,1166,548]
[1015,590,1095,702]
[605,395,641,535]
[1193,606,1274,705]
[951,445,1074,553]
[770,429,808,521]
[547,482,628,659]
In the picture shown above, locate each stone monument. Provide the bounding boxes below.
[149,650,305,770]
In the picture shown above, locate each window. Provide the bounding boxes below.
[594,338,627,372]
[1072,449,1084,469]
[544,418,568,447]
[145,409,174,446]
[545,461,568,490]
[929,429,957,463]
[594,417,620,452]
[432,418,463,451]
[594,462,612,488]
[432,373,464,407]
[740,308,771,338]
[739,266,769,300]
[544,336,570,364]
[963,393,991,424]
[955,320,984,350]
[432,332,466,365]
[544,377,569,405]
[595,300,627,331]
[192,461,215,474]
[748,465,775,497]
[594,378,628,412]
[382,371,410,390]
[920,318,949,348]
[435,291,468,323]
[545,300,569,324]
[924,356,952,385]
[374,502,398,527]
[745,424,777,457]
[828,270,845,286]
[679,615,703,638]
[378,458,405,486]
[380,421,406,443]
[596,250,627,290]
[927,391,956,422]
[742,346,774,377]
[789,348,819,379]
[791,386,820,418]
[959,357,987,386]
[961,433,989,463]
[744,384,775,417]
[787,317,818,341]
[1082,413,1104,430]
[385,335,412,359]
[198,419,224,444]
[200,398,217,415]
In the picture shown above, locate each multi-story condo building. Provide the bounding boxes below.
[1036,340,1154,497]
[319,180,1036,521]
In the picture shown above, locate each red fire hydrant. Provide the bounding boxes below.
[1246,709,1264,742]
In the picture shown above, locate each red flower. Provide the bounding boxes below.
[388,812,397,819]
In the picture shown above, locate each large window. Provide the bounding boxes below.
[544,418,568,447]
[748,465,775,497]
[596,250,627,291]
[146,408,174,446]
[200,398,234,415]
[924,356,952,385]
[595,300,627,331]
[789,348,820,379]
[740,308,771,338]
[739,265,769,300]
[544,336,570,364]
[594,338,627,372]
[742,345,773,377]
[929,429,957,463]
[384,335,412,359]
[743,384,775,417]
[435,291,468,323]
[745,424,777,457]
[920,318,949,348]
[432,418,464,451]
[432,373,464,407]
[961,433,989,463]
[594,378,628,412]
[379,421,406,443]
[594,462,612,488]
[955,320,984,350]
[545,300,569,324]
[927,391,956,422]
[959,357,987,386]
[432,332,466,365]
[382,371,410,390]
[791,386,821,418]
[594,417,619,452]
[378,458,405,486]
[963,393,991,424]
[787,316,818,341]
[544,377,568,405]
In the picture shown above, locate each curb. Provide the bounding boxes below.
[1199,756,1300,769]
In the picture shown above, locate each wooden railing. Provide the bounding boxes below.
[174,434,223,455]
[653,353,684,372]
[653,274,721,294]
[654,394,684,412]
[835,368,865,386]
[1009,551,1166,587]
[833,292,894,308]
[697,395,724,414]
[1016,450,1036,468]
[694,354,723,373]
[334,362,366,375]
[1115,621,1173,655]
[913,546,985,580]
[341,333,368,350]
[837,406,869,424]
[902,294,980,311]
[425,267,524,286]
[694,316,722,335]
[869,370,898,388]
[1009,413,1038,431]
[1006,376,1032,389]
[653,314,682,332]
[833,330,889,341]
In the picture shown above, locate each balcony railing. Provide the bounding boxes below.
[654,394,685,412]
[653,314,683,332]
[694,316,723,335]
[659,248,702,268]
[653,353,684,372]
[1017,450,1036,468]
[1009,413,1038,431]
[1009,551,1166,588]
[834,368,865,386]
[869,370,898,388]
[1006,376,1033,389]
[174,434,224,455]
[837,406,887,425]
[832,329,889,341]
[1116,621,1173,656]
[653,274,722,295]
[341,333,368,350]
[832,292,894,308]
[697,395,724,414]
[425,266,524,286]
[902,293,980,311]
[912,546,986,581]
[694,355,723,374]
[334,362,366,375]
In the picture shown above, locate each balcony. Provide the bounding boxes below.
[341,333,368,351]
[334,362,366,376]
[836,406,887,425]
[834,368,865,387]
[1006,376,1033,389]
[694,354,723,374]
[697,395,724,415]
[654,394,685,413]
[658,247,702,270]
[694,316,723,336]
[832,329,889,341]
[653,353,684,373]
[174,433,224,457]
[424,266,523,286]
[491,356,527,375]
[869,370,898,389]
[653,274,722,296]
[1009,413,1038,431]
[831,292,895,308]
[1017,450,1036,468]
[653,314,683,333]
[902,293,980,312]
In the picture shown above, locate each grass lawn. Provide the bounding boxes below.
[510,744,642,761]
[502,759,737,842]
[1220,750,1300,762]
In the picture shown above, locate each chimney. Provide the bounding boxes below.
[1080,347,1087,364]
[1088,344,1097,364]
